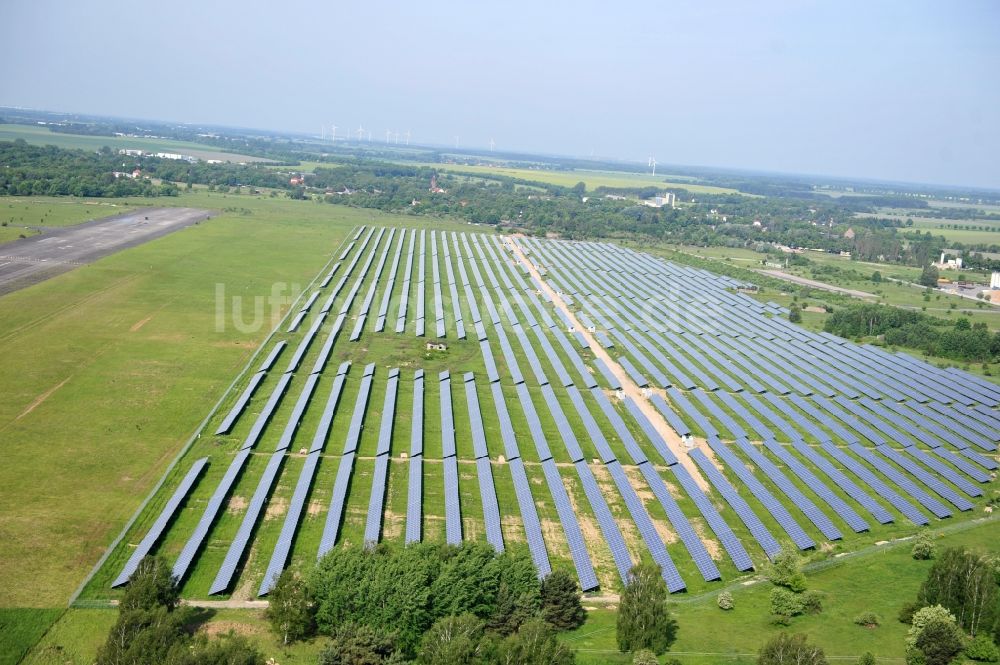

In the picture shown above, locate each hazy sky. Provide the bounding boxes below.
[2,1,998,189]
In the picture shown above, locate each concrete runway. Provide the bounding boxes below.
[0,207,211,296]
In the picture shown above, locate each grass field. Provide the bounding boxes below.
[0,124,267,163]
[564,517,1000,664]
[0,197,138,234]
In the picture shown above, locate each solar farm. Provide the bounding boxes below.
[95,225,1000,600]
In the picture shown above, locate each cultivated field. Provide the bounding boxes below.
[407,161,742,195]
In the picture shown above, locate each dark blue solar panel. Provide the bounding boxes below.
[760,438,870,532]
[309,362,351,454]
[258,341,287,372]
[547,326,598,388]
[587,388,648,465]
[240,372,293,452]
[276,374,321,451]
[476,458,504,552]
[706,438,814,550]
[847,443,951,519]
[172,448,252,582]
[669,463,754,571]
[875,445,973,511]
[649,394,691,438]
[541,384,586,462]
[215,371,266,435]
[285,312,327,373]
[342,364,376,454]
[364,454,390,547]
[259,450,320,595]
[902,446,983,498]
[114,457,208,587]
[732,438,843,540]
[443,456,462,545]
[606,460,686,592]
[317,451,357,558]
[410,370,424,456]
[818,442,927,526]
[786,439,892,524]
[286,310,308,333]
[595,331,614,348]
[958,447,998,471]
[593,357,622,390]
[406,454,422,544]
[689,449,781,558]
[376,369,400,456]
[617,355,649,387]
[210,450,286,594]
[440,370,456,458]
[665,387,719,439]
[572,459,632,585]
[636,461,720,581]
[621,396,678,466]
[465,373,489,460]
[516,383,553,462]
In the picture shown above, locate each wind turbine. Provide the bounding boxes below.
[386,129,392,144]
[650,156,657,177]
[367,130,372,142]
[404,130,410,145]
[331,124,338,142]
[321,125,325,141]
[394,131,400,144]
[356,125,364,141]
[489,138,495,152]
[454,135,460,149]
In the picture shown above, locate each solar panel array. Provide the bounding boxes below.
[113,457,209,587]
[122,226,996,600]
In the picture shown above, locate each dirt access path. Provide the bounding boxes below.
[504,236,710,491]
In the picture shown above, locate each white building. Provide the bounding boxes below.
[937,252,963,270]
[643,192,676,208]
[991,271,1000,289]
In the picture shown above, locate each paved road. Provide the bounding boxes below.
[0,207,211,296]
[756,268,877,299]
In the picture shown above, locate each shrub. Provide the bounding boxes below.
[770,588,804,617]
[802,590,824,615]
[857,653,876,665]
[966,635,1000,662]
[768,551,807,592]
[758,633,828,665]
[717,591,735,611]
[911,532,935,560]
[854,612,881,628]
[632,649,659,665]
[899,601,921,624]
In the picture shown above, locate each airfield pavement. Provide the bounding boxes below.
[0,207,211,295]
